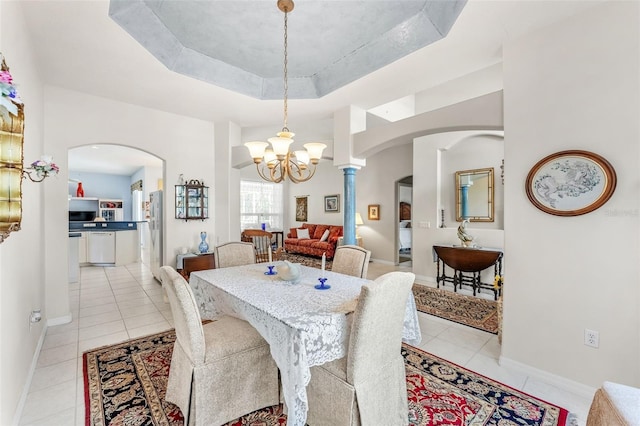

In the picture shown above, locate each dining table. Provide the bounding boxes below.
[189,262,422,426]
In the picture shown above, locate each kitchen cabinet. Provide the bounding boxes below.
[175,180,209,220]
[78,232,87,263]
[87,231,116,264]
[115,230,139,265]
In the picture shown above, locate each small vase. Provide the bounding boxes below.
[198,231,209,253]
[76,182,84,197]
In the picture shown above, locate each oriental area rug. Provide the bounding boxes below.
[84,330,573,426]
[412,284,499,335]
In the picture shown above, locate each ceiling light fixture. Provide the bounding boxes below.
[245,0,326,184]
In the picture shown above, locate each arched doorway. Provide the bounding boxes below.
[396,175,413,265]
[68,144,164,267]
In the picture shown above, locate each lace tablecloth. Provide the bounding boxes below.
[190,263,421,426]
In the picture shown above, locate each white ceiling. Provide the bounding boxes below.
[18,0,607,174]
[108,0,467,99]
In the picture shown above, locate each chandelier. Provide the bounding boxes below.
[245,0,326,184]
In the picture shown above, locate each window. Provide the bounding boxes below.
[240,180,284,231]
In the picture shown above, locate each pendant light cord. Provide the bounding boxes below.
[282,6,289,132]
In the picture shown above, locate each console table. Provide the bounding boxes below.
[433,245,503,300]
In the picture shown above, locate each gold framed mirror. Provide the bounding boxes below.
[0,103,24,243]
[455,167,494,222]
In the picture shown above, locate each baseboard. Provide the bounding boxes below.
[414,275,437,286]
[499,355,597,400]
[12,324,47,426]
[47,312,73,327]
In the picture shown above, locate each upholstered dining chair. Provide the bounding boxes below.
[241,229,283,263]
[213,241,256,268]
[331,245,372,278]
[305,271,415,426]
[160,266,280,426]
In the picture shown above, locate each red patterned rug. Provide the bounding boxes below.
[84,330,573,426]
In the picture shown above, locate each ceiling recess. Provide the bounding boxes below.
[109,0,467,100]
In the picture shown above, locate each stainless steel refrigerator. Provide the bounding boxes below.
[149,190,163,281]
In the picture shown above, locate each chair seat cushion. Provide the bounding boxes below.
[318,355,348,381]
[203,316,268,361]
[298,239,319,247]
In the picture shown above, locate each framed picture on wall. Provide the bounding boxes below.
[295,196,308,222]
[368,204,380,220]
[525,150,616,216]
[324,195,339,213]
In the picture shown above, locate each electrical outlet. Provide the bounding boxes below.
[584,329,599,348]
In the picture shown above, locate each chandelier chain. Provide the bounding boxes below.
[243,0,326,184]
[282,6,289,132]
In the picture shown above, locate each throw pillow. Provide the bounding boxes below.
[313,225,329,239]
[297,228,310,239]
[289,227,298,238]
[319,229,330,242]
[302,223,317,237]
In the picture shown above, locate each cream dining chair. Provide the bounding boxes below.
[213,241,256,268]
[330,245,371,278]
[305,271,415,426]
[160,266,279,426]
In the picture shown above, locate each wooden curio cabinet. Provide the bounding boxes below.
[175,179,209,221]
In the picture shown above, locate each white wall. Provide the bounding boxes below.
[0,3,47,423]
[286,160,344,231]
[42,87,215,321]
[441,133,504,229]
[412,131,505,284]
[502,2,639,388]
[356,143,413,263]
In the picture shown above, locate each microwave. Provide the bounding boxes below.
[69,211,96,222]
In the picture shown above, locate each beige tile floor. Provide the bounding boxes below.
[18,260,593,425]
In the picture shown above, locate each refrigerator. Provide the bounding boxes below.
[149,190,163,281]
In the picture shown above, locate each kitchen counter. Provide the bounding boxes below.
[70,222,141,266]
[69,221,139,231]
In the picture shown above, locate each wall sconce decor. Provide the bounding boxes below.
[22,156,59,182]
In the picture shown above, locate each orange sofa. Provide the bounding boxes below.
[284,223,343,259]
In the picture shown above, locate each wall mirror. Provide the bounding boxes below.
[455,167,494,222]
[0,103,24,243]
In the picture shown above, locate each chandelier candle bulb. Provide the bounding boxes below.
[268,247,272,263]
[321,252,326,271]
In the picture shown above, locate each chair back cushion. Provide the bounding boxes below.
[331,245,372,278]
[214,241,256,268]
[160,266,206,365]
[347,271,415,383]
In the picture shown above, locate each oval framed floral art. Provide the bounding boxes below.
[525,150,616,216]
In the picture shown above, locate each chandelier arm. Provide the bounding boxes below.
[287,160,312,184]
[255,163,273,182]
[270,160,286,184]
